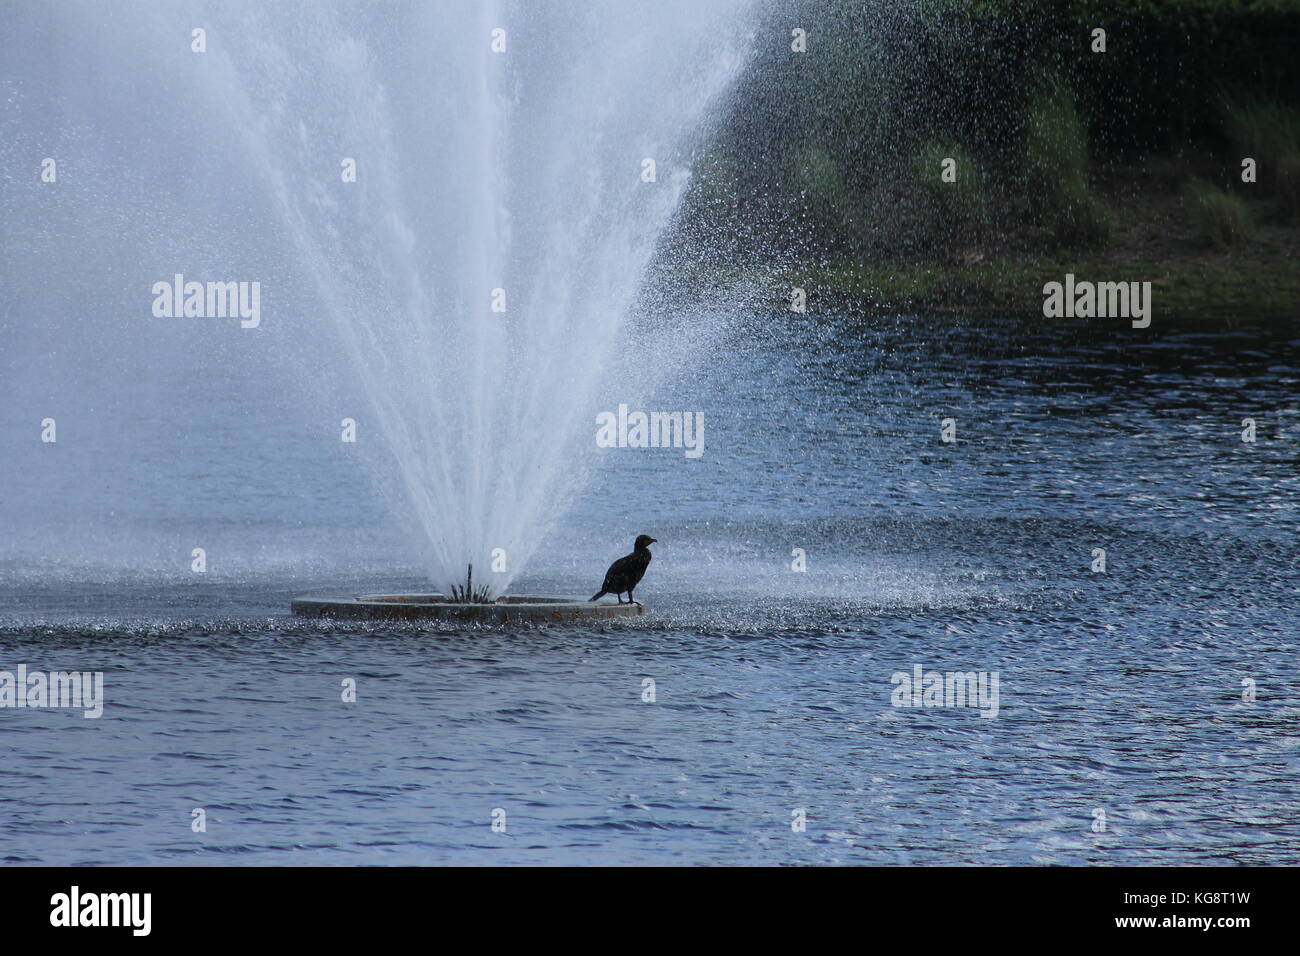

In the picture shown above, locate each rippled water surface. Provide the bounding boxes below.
[1,316,1297,865]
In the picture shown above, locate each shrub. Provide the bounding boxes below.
[1223,98,1300,224]
[1185,179,1256,249]
[910,143,990,249]
[1277,152,1300,224]
[1024,80,1111,248]
[791,144,861,242]
[1223,99,1300,174]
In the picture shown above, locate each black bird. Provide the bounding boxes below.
[590,535,656,605]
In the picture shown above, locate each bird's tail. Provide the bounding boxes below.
[589,590,606,602]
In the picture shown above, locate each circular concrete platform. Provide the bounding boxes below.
[291,593,645,623]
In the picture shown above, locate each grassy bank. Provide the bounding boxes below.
[780,257,1300,322]
[774,175,1300,321]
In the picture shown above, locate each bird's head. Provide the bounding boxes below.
[634,535,657,550]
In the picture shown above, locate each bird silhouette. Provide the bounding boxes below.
[590,535,656,606]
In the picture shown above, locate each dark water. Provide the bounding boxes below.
[1,315,1297,865]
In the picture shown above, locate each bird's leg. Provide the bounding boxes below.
[629,588,642,609]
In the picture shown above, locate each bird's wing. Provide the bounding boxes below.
[602,553,634,588]
[626,553,650,587]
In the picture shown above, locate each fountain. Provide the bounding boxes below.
[247,1,759,620]
[0,1,759,619]
[264,1,758,619]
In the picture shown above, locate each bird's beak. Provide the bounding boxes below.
[649,538,657,544]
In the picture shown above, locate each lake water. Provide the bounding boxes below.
[1,314,1297,865]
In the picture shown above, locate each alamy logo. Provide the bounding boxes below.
[151,273,261,328]
[595,404,704,458]
[890,664,999,718]
[50,886,151,936]
[0,664,103,718]
[1042,273,1151,328]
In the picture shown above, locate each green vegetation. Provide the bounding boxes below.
[792,143,861,241]
[911,144,990,250]
[1185,180,1256,249]
[1279,153,1300,224]
[1224,100,1300,170]
[773,258,1300,323]
[667,0,1300,319]
[1024,81,1110,248]
[1223,99,1300,224]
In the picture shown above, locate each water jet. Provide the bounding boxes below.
[6,2,758,607]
